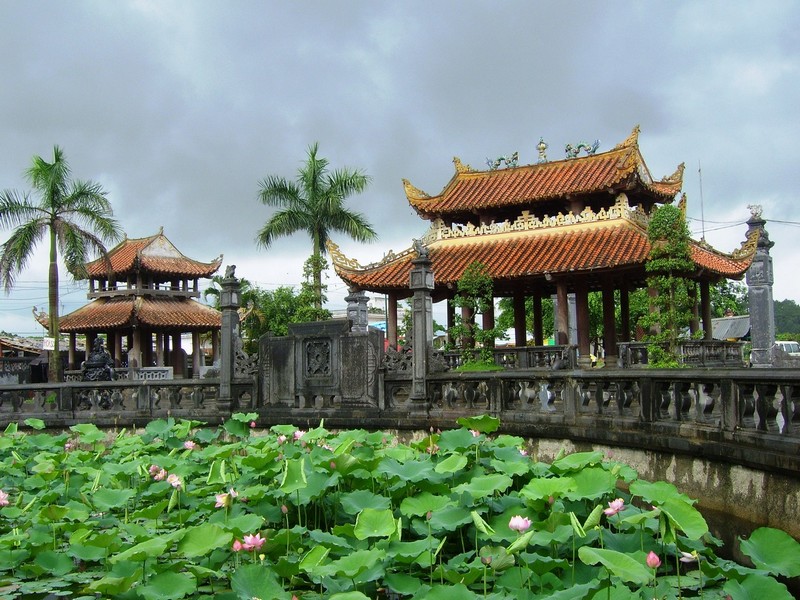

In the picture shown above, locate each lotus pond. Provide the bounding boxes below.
[0,413,798,599]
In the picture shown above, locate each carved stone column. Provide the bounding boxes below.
[219,267,241,411]
[745,207,775,367]
[409,245,434,406]
[345,287,370,333]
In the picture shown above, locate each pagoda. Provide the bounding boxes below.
[329,126,758,366]
[53,229,222,378]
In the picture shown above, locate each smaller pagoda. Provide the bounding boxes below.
[51,229,222,378]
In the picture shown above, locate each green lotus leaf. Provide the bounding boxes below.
[739,527,800,578]
[231,563,290,600]
[354,507,397,539]
[377,458,434,483]
[436,428,479,452]
[177,523,233,558]
[224,513,265,536]
[70,423,106,444]
[452,473,512,499]
[551,451,604,473]
[470,510,495,536]
[329,592,372,600]
[313,549,385,578]
[279,456,307,495]
[520,476,576,501]
[299,544,330,572]
[578,547,651,585]
[415,582,480,599]
[32,550,74,576]
[130,499,168,521]
[723,572,793,600]
[307,529,354,551]
[456,414,500,434]
[564,466,618,500]
[428,504,473,532]
[109,537,170,563]
[339,489,391,515]
[434,453,468,474]
[86,569,143,595]
[24,418,46,430]
[400,492,454,517]
[69,543,109,561]
[385,572,425,594]
[662,497,708,540]
[91,488,135,512]
[479,545,515,571]
[629,479,692,505]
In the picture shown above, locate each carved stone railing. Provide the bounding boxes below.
[0,378,221,427]
[65,366,174,382]
[618,341,746,368]
[439,345,576,370]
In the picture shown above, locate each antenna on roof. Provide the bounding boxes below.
[698,160,706,242]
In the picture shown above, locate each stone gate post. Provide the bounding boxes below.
[218,267,241,411]
[745,206,775,367]
[409,242,434,408]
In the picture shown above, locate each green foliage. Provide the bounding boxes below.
[256,142,377,310]
[775,298,800,335]
[640,204,696,367]
[711,280,748,317]
[0,146,123,381]
[448,262,502,363]
[0,415,794,598]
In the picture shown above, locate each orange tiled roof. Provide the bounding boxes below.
[86,230,222,279]
[405,126,683,219]
[331,220,756,295]
[60,297,221,333]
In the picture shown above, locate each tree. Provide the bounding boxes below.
[638,204,696,367]
[0,146,122,381]
[448,261,502,365]
[256,143,377,310]
[774,299,800,337]
[710,279,748,317]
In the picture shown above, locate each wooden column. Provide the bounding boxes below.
[113,332,123,367]
[192,331,201,378]
[68,333,76,370]
[131,329,142,368]
[556,281,570,346]
[602,279,617,364]
[513,291,526,347]
[482,299,495,348]
[700,280,713,341]
[172,333,182,377]
[533,292,543,346]
[619,283,630,342]
[156,333,165,366]
[387,293,399,349]
[689,284,700,335]
[575,282,591,367]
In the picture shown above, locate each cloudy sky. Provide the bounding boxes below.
[1,1,798,335]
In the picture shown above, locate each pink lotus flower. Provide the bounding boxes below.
[183,440,196,450]
[167,473,182,489]
[232,539,243,552]
[281,504,288,514]
[277,434,287,444]
[293,430,306,441]
[215,493,231,508]
[0,490,9,507]
[470,429,480,437]
[250,421,256,428]
[242,532,266,551]
[153,468,168,481]
[679,550,698,563]
[149,464,160,476]
[519,448,528,456]
[604,498,625,517]
[508,515,532,533]
[646,551,661,569]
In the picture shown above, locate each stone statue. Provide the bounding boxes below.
[224,264,236,279]
[82,338,115,381]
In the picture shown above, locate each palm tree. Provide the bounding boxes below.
[0,146,122,381]
[256,143,377,310]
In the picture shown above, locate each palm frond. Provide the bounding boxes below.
[0,221,46,293]
[255,208,313,249]
[258,176,302,208]
[0,191,45,228]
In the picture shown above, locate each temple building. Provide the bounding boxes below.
[50,229,222,378]
[329,126,758,366]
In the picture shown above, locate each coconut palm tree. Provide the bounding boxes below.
[0,146,122,381]
[256,143,377,310]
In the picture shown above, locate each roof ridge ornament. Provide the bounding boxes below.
[402,178,430,200]
[453,156,474,174]
[660,162,685,185]
[485,151,519,170]
[614,125,640,150]
[537,137,548,163]
[565,140,600,159]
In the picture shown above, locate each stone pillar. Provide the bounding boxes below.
[345,287,370,333]
[533,293,544,346]
[409,246,434,406]
[446,300,455,346]
[68,333,76,370]
[602,280,617,364]
[387,293,398,349]
[688,284,700,336]
[481,300,495,348]
[619,283,630,342]
[575,283,591,368]
[192,331,201,378]
[219,268,241,411]
[555,282,570,345]
[745,207,775,367]
[700,281,713,341]
[513,291,526,347]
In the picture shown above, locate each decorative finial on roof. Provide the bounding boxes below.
[537,137,548,163]
[158,226,163,234]
[486,151,519,170]
[565,140,600,159]
[748,204,763,220]
[660,162,685,185]
[677,192,687,216]
[403,178,430,200]
[453,156,474,174]
[614,125,640,150]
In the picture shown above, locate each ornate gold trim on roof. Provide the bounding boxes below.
[730,228,760,260]
[453,156,474,174]
[677,193,687,217]
[661,162,685,186]
[327,239,418,272]
[614,125,640,150]
[402,178,430,201]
